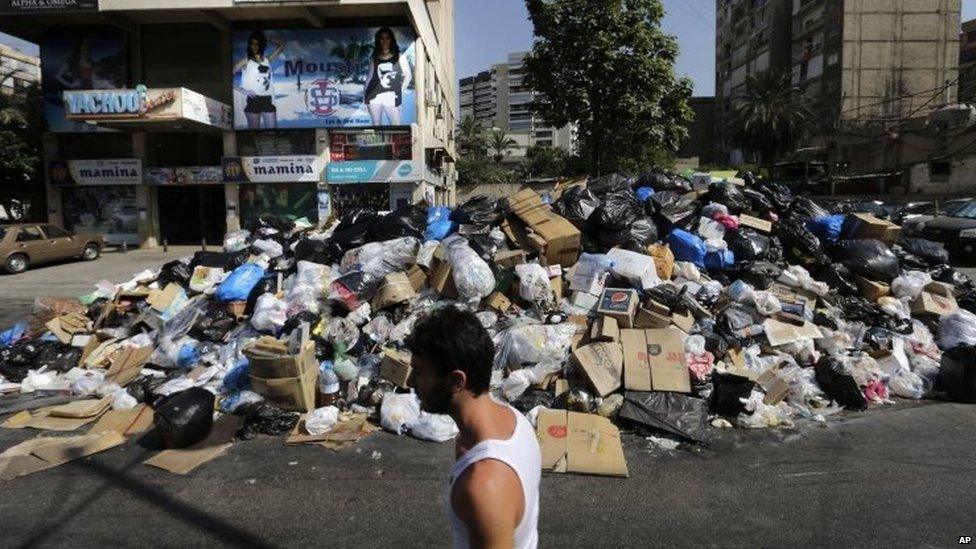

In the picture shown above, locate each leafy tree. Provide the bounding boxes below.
[330,38,374,84]
[0,77,44,221]
[457,115,488,157]
[487,128,518,163]
[523,0,693,175]
[523,144,568,178]
[732,70,811,164]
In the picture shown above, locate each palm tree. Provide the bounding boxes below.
[457,115,487,157]
[732,70,811,164]
[487,128,518,164]
[330,39,374,84]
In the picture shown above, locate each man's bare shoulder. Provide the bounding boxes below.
[453,460,522,547]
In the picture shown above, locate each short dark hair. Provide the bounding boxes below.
[407,306,494,394]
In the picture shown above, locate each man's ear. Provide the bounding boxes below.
[449,370,467,393]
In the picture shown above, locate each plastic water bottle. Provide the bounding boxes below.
[317,361,340,407]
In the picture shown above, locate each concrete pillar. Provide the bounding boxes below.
[133,132,158,248]
[223,130,240,232]
[43,134,61,225]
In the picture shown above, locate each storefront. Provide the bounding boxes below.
[223,155,325,227]
[49,159,143,246]
[145,166,226,244]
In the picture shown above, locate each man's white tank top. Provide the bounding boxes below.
[449,405,541,549]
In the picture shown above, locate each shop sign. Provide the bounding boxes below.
[145,166,223,185]
[326,160,417,184]
[222,155,325,184]
[49,159,142,186]
[64,87,232,130]
[1,0,98,14]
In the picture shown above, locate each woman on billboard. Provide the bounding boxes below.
[234,31,286,129]
[364,28,412,126]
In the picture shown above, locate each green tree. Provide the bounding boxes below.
[732,70,811,164]
[457,115,488,157]
[330,38,374,84]
[523,0,693,175]
[0,77,44,221]
[487,128,518,163]
[523,144,568,178]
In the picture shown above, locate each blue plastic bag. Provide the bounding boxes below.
[0,322,27,347]
[635,187,655,203]
[215,263,266,302]
[222,358,251,392]
[177,342,200,369]
[668,229,707,268]
[806,214,846,244]
[705,250,736,271]
[424,206,455,241]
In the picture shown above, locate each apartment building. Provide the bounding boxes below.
[0,0,457,247]
[0,43,40,95]
[960,18,976,103]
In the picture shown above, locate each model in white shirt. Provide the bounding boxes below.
[233,30,285,130]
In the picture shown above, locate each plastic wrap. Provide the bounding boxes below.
[251,293,287,334]
[380,391,422,435]
[305,406,340,435]
[443,236,495,301]
[407,412,459,442]
[891,271,932,301]
[938,310,976,350]
[493,323,577,369]
[515,263,555,306]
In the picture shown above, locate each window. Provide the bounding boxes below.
[43,225,71,238]
[16,226,43,242]
[0,227,6,241]
[968,30,976,43]
[929,160,951,179]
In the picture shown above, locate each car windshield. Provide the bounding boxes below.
[0,227,6,241]
[944,201,970,215]
[951,201,976,219]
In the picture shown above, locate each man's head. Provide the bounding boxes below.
[406,306,495,414]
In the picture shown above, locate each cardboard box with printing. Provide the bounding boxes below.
[506,188,581,267]
[536,408,628,477]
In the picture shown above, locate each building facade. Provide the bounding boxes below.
[0,43,40,95]
[677,97,717,167]
[0,0,457,248]
[458,51,577,162]
[716,0,961,167]
[960,18,976,104]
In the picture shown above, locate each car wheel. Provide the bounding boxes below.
[5,254,29,274]
[82,243,100,261]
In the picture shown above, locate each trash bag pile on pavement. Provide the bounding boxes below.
[2,171,976,479]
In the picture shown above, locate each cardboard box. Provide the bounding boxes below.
[485,291,513,313]
[763,318,824,347]
[634,300,671,329]
[767,282,819,315]
[646,244,675,280]
[406,265,427,293]
[596,288,639,328]
[738,214,773,233]
[428,261,458,298]
[852,275,891,302]
[911,291,958,317]
[671,310,695,334]
[536,408,628,477]
[608,248,659,290]
[494,249,527,270]
[572,342,623,397]
[590,316,620,342]
[371,272,417,311]
[621,329,651,391]
[244,338,314,378]
[247,341,319,412]
[644,328,691,393]
[846,213,902,244]
[507,189,582,267]
[924,281,955,298]
[380,349,413,389]
[757,368,790,405]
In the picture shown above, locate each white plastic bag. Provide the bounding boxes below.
[407,412,459,442]
[891,271,932,301]
[112,388,137,410]
[515,263,554,305]
[189,266,225,293]
[251,293,287,333]
[252,238,284,258]
[444,236,495,300]
[673,261,701,282]
[777,265,829,297]
[938,309,976,350]
[493,323,577,369]
[380,391,422,435]
[223,230,251,252]
[305,406,340,435]
[753,291,782,316]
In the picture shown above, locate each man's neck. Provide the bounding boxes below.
[450,393,514,457]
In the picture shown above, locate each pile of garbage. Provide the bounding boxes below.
[2,169,976,479]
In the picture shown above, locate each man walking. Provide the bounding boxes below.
[407,307,541,549]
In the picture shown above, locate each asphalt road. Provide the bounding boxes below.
[0,252,974,548]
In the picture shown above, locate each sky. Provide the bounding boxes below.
[3,1,976,97]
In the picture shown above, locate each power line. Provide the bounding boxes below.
[672,0,714,30]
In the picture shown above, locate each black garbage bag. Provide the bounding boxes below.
[244,276,277,316]
[831,295,888,326]
[863,326,896,352]
[816,264,859,296]
[331,270,383,309]
[594,189,642,229]
[369,204,427,241]
[153,388,215,449]
[0,340,43,382]
[779,220,830,265]
[635,168,691,193]
[190,303,238,342]
[930,264,974,288]
[786,196,829,222]
[938,346,976,403]
[86,297,110,322]
[898,238,950,267]
[331,208,380,251]
[246,214,296,234]
[829,239,901,282]
[754,181,793,212]
[814,357,867,411]
[728,261,782,290]
[596,216,657,251]
[553,186,601,225]
[283,311,322,336]
[32,341,83,373]
[511,389,555,414]
[726,228,772,261]
[741,187,775,216]
[696,319,730,356]
[619,391,710,444]
[451,195,508,227]
[237,403,300,440]
[587,173,634,195]
[158,260,192,288]
[294,237,343,266]
[650,191,700,233]
[190,250,248,271]
[706,181,750,214]
[709,373,756,417]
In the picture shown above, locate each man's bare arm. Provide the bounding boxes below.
[453,460,523,549]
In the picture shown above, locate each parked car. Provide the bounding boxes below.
[910,199,976,261]
[0,223,104,274]
[890,201,935,225]
[901,198,972,235]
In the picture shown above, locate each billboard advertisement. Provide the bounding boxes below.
[0,0,98,14]
[49,159,142,186]
[222,155,326,184]
[231,27,416,130]
[326,160,418,184]
[145,166,223,185]
[40,31,128,132]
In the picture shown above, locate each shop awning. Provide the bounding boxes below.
[63,87,232,132]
